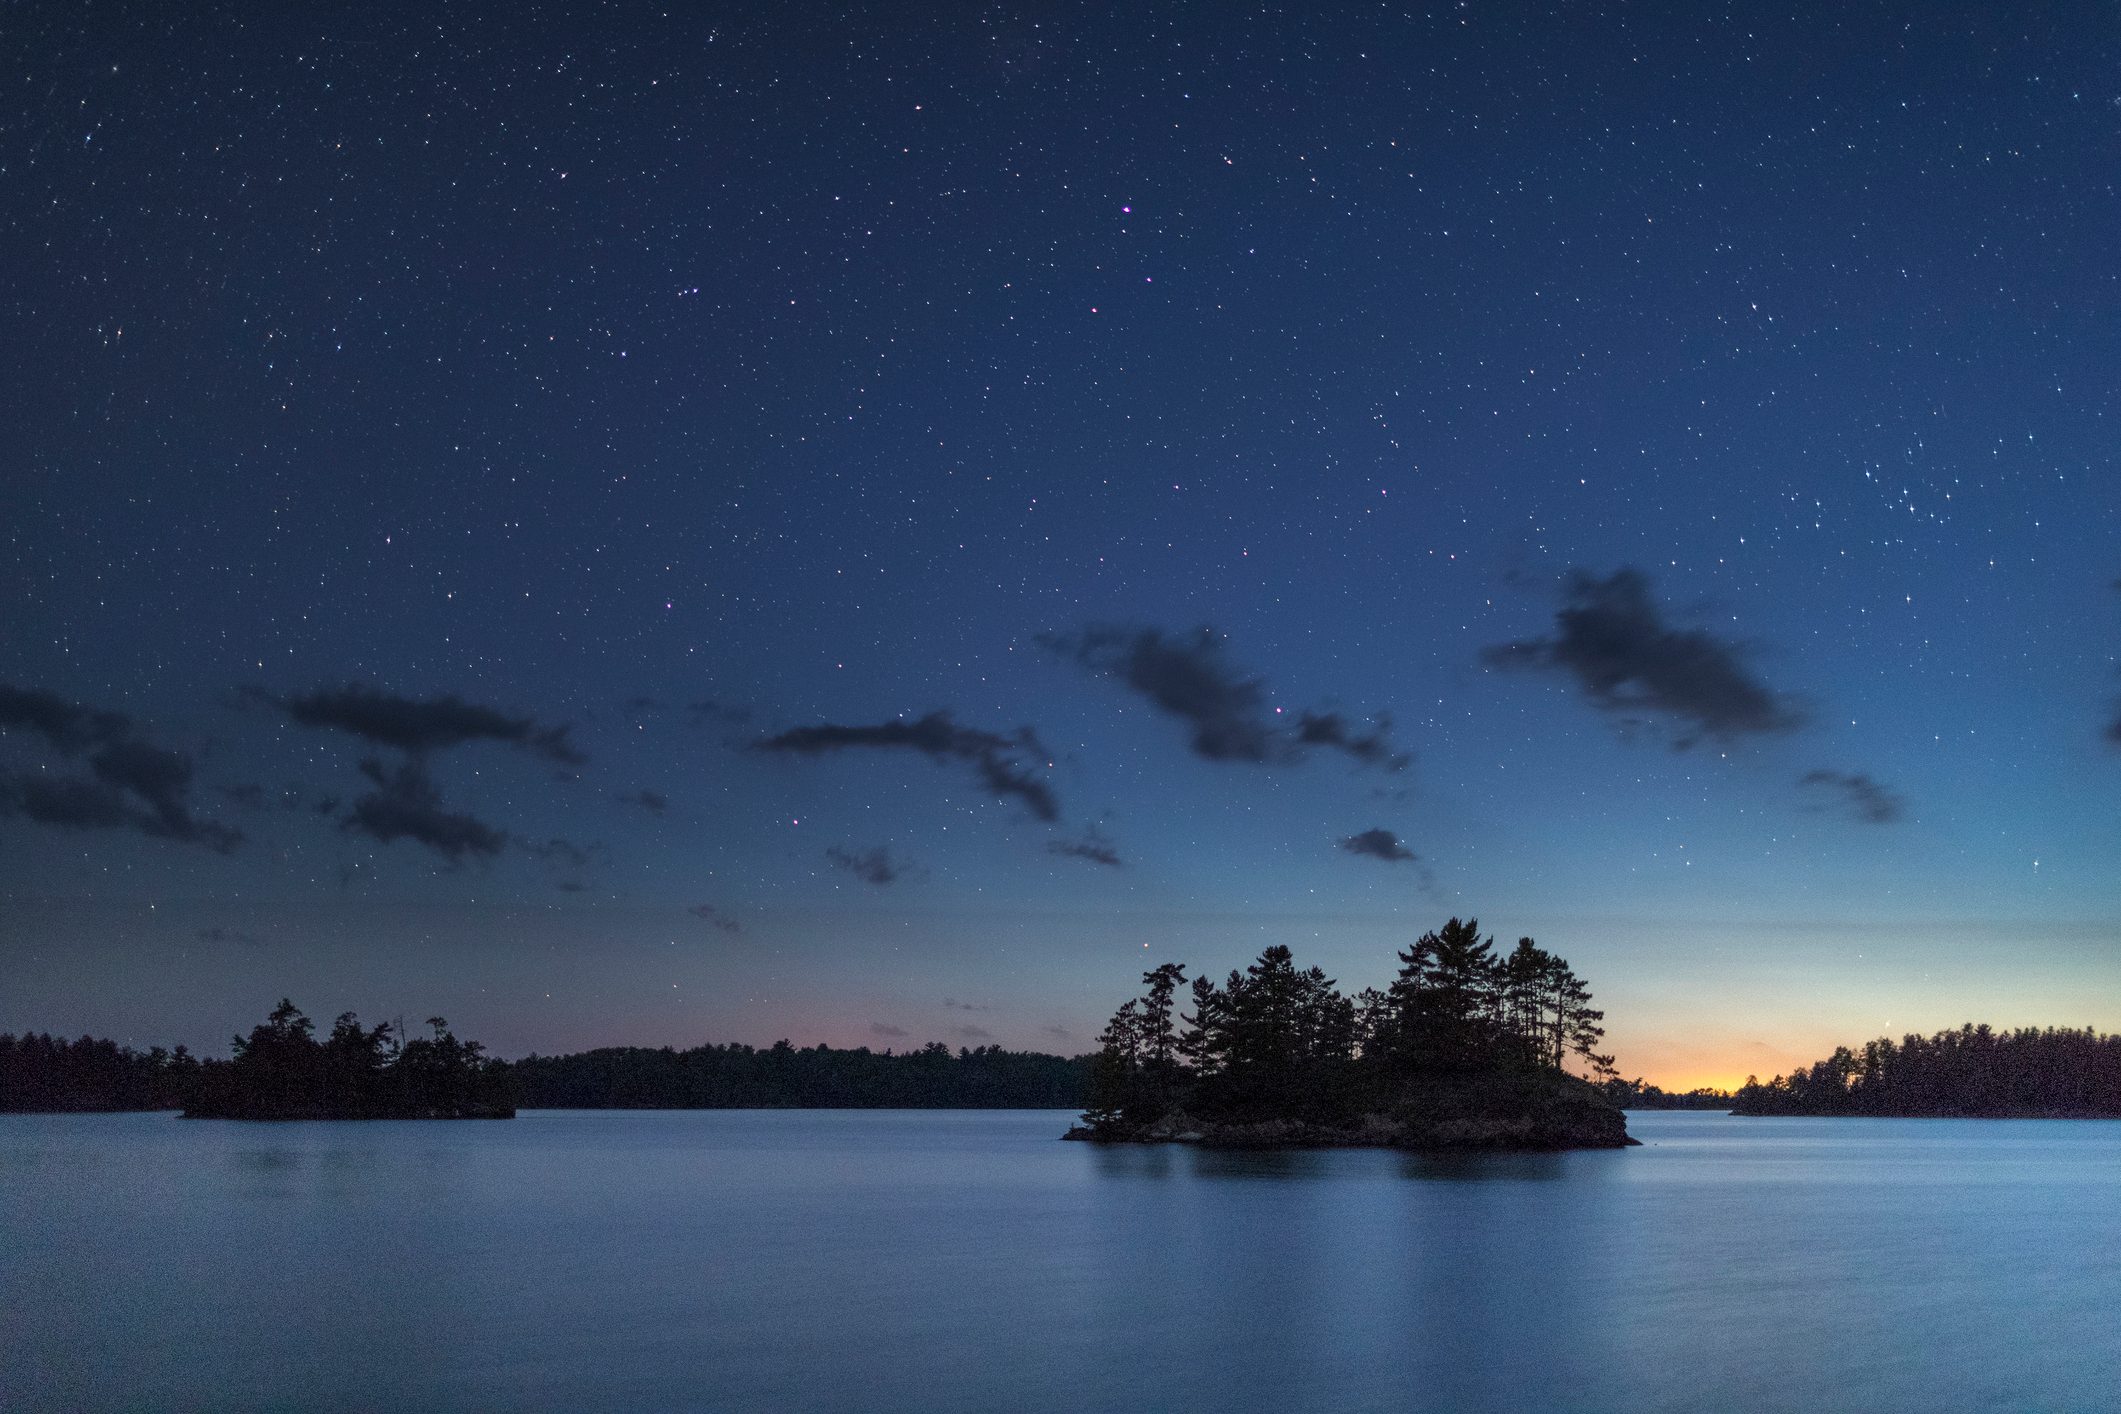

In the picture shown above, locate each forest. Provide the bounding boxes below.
[511,1040,1089,1109]
[1076,918,1634,1149]
[1732,1024,2121,1118]
[0,1002,514,1119]
[0,1031,199,1112]
[0,1020,1089,1113]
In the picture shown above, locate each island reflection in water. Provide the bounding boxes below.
[3,1109,2118,1413]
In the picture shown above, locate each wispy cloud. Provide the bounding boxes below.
[260,683,585,765]
[1339,827,1417,863]
[0,682,240,852]
[827,844,904,886]
[757,711,1057,820]
[1799,769,1906,824]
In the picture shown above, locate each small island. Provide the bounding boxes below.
[1732,1024,2121,1118]
[183,1000,516,1120]
[1067,918,1637,1150]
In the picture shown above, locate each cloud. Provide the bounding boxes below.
[261,683,585,765]
[1042,1025,1076,1043]
[197,925,264,946]
[1040,625,1274,762]
[942,997,990,1012]
[827,844,903,885]
[615,788,668,814]
[1294,711,1412,772]
[0,683,129,754]
[341,758,508,862]
[756,711,1058,821]
[1041,625,1409,771]
[2107,710,2121,748]
[556,880,589,893]
[0,683,239,852]
[1340,827,1417,863]
[1799,770,1906,824]
[1482,568,1802,746]
[1048,821,1123,868]
[2,772,131,831]
[688,903,742,934]
[955,1025,994,1041]
[870,1022,909,1039]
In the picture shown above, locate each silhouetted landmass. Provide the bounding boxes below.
[1732,1024,2121,1118]
[511,1040,1090,1109]
[183,1001,515,1119]
[0,1032,199,1111]
[1069,919,1636,1150]
[1600,1078,1734,1110]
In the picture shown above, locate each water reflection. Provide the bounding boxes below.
[2,1110,2119,1413]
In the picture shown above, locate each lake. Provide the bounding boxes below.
[3,1109,2117,1411]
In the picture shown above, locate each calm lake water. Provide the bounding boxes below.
[3,1109,2118,1412]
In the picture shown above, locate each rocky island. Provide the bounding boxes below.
[1065,919,1638,1151]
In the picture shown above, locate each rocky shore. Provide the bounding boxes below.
[1064,1073,1637,1151]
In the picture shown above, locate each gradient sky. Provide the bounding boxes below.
[5,1,2118,1090]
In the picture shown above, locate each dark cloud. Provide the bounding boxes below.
[688,903,742,934]
[827,844,903,886]
[1042,1025,1076,1044]
[196,926,264,946]
[756,711,1058,821]
[955,1025,994,1041]
[1482,568,1803,747]
[341,758,508,863]
[1339,827,1417,863]
[261,683,585,765]
[1294,710,1412,772]
[870,1022,909,1039]
[1039,625,1274,762]
[2,772,131,831]
[1041,626,1409,771]
[0,683,129,754]
[0,683,239,852]
[555,880,589,893]
[615,788,668,814]
[1047,825,1123,868]
[1799,770,1906,824]
[942,997,990,1012]
[2107,710,2121,748]
[220,783,267,809]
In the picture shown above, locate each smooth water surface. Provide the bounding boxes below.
[4,1110,2118,1412]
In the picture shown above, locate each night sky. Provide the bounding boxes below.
[5,2,2118,1089]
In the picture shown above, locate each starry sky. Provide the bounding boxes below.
[5,1,2118,1089]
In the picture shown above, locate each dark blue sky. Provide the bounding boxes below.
[5,1,2117,1086]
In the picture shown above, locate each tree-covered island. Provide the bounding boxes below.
[1069,918,1638,1150]
[181,1000,516,1119]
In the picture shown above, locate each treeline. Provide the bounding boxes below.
[1,1002,513,1119]
[1086,919,1617,1132]
[511,1040,1091,1109]
[1599,1078,1734,1110]
[184,1001,515,1119]
[1733,1024,2121,1118]
[0,1032,199,1112]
